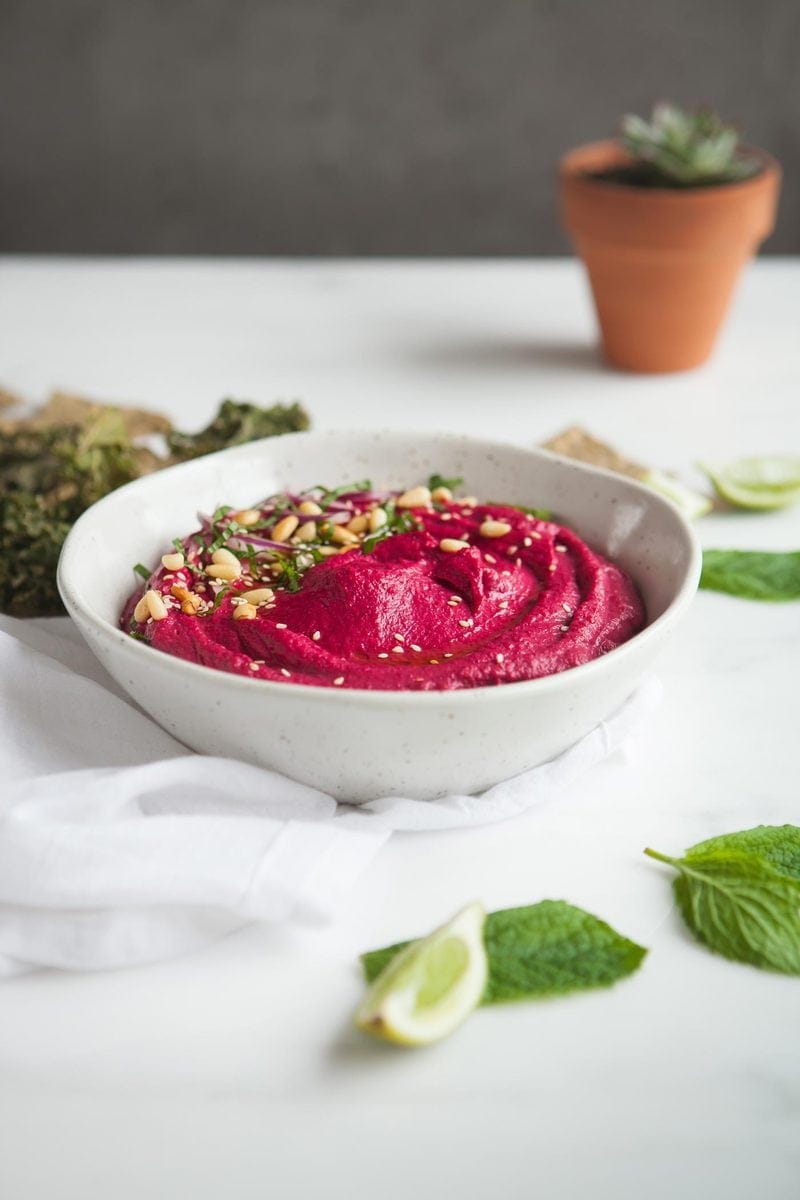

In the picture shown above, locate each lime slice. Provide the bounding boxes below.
[641,469,713,520]
[355,902,488,1046]
[699,457,800,510]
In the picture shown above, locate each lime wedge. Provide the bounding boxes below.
[355,902,488,1046]
[699,457,800,510]
[641,468,713,520]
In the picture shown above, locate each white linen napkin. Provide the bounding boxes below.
[0,616,661,976]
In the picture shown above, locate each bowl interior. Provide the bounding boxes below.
[59,430,700,655]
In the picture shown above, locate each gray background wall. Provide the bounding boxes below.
[2,0,798,255]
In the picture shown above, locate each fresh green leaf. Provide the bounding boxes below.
[645,830,800,974]
[427,473,463,493]
[700,549,800,601]
[361,900,646,1003]
[133,563,151,581]
[685,825,800,883]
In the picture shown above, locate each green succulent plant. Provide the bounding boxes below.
[620,103,761,187]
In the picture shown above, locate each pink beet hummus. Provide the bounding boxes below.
[121,481,645,691]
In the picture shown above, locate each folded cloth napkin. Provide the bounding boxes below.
[0,616,661,976]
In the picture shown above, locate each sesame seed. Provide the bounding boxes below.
[394,633,405,642]
[378,652,389,658]
[496,653,504,664]
[485,553,496,564]
[392,645,404,654]
[458,618,473,628]
[276,622,287,629]
[280,668,291,677]
[447,599,460,607]
[248,663,259,671]
[429,659,439,665]
[548,563,557,572]
[450,594,461,602]
[523,537,532,547]
[502,570,511,577]
[410,643,422,652]
[440,512,452,521]
[562,602,572,613]
[507,545,518,556]
[560,624,569,632]
[530,530,542,540]
[312,630,321,640]
[443,652,454,658]
[555,544,567,553]
[499,601,509,610]
[333,676,344,686]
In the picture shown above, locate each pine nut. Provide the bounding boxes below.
[161,552,184,570]
[294,521,317,542]
[133,594,150,623]
[479,519,512,538]
[439,538,470,553]
[232,602,257,621]
[232,509,261,526]
[298,500,323,515]
[206,563,241,581]
[397,485,431,509]
[369,506,387,532]
[331,525,359,545]
[333,676,345,686]
[431,486,452,503]
[145,589,168,621]
[271,515,299,543]
[212,547,240,567]
[346,514,368,534]
[240,587,275,605]
[317,546,339,557]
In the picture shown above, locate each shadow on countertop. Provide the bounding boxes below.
[396,336,606,376]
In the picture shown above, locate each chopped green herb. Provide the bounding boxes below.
[209,520,240,554]
[428,473,464,493]
[133,563,151,581]
[318,480,372,509]
[273,554,303,592]
[509,503,552,520]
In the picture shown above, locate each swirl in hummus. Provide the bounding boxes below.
[121,479,645,690]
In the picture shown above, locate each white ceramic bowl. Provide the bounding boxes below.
[58,430,701,802]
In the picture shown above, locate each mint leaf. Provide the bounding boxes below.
[700,549,800,601]
[645,836,800,975]
[686,825,800,883]
[361,901,647,1003]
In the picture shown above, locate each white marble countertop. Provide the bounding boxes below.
[0,257,798,1200]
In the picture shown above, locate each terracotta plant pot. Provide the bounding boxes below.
[559,140,781,373]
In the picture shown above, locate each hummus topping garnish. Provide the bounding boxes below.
[121,476,645,691]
